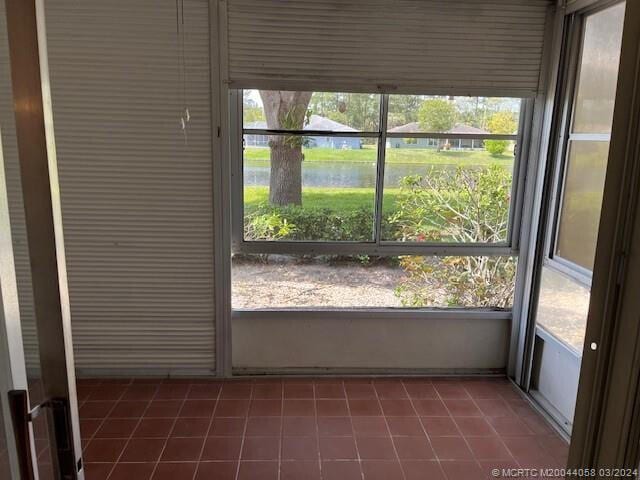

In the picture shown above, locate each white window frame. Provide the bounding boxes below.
[230,90,532,258]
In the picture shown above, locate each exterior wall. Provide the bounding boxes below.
[245,135,362,149]
[388,138,485,149]
[233,313,511,373]
[308,136,361,149]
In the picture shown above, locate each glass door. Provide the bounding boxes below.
[528,1,626,434]
[0,0,83,478]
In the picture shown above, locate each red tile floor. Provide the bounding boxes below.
[77,377,569,480]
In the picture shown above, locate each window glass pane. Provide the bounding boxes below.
[381,140,515,243]
[387,95,520,134]
[571,3,625,134]
[243,135,377,241]
[536,266,590,352]
[243,90,380,131]
[233,254,516,309]
[556,140,609,270]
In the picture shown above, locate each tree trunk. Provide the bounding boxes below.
[259,90,312,207]
[268,140,303,206]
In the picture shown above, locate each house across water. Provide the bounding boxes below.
[387,122,489,150]
[244,114,362,149]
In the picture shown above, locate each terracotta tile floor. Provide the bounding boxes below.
[77,376,569,480]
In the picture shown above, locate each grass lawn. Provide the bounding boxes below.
[244,145,513,165]
[244,186,400,213]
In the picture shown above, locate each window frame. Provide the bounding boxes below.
[544,3,622,288]
[230,90,530,257]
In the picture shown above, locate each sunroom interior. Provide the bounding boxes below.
[0,0,639,479]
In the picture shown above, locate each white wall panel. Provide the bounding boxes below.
[233,313,511,373]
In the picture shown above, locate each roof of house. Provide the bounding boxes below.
[387,122,421,133]
[447,124,490,135]
[387,122,490,135]
[306,114,357,132]
[244,114,357,132]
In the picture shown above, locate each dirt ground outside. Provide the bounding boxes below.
[232,257,587,352]
[232,257,406,308]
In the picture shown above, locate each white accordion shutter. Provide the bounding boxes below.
[1,0,216,375]
[224,0,552,97]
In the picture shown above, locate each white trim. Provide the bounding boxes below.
[233,308,512,321]
[512,4,566,384]
[242,129,517,141]
[234,241,515,257]
[212,0,232,377]
[233,367,507,376]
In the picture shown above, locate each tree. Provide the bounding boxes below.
[418,98,456,132]
[387,94,425,128]
[260,91,313,206]
[243,91,265,124]
[307,92,379,132]
[484,111,517,156]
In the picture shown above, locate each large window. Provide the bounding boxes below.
[232,90,525,309]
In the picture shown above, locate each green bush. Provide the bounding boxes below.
[484,111,517,156]
[245,205,395,242]
[389,165,511,243]
[484,139,509,155]
[390,165,516,307]
[244,211,296,241]
[244,165,516,308]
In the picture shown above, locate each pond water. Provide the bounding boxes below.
[244,160,502,188]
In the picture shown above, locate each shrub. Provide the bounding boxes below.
[244,165,516,308]
[245,205,394,242]
[244,211,296,241]
[484,139,509,155]
[390,165,516,307]
[394,255,516,308]
[484,111,517,156]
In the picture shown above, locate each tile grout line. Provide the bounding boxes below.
[314,379,348,480]
[277,380,284,480]
[106,380,159,479]
[460,380,521,470]
[343,380,365,480]
[312,380,323,480]
[193,381,224,480]
[85,378,132,480]
[372,380,407,480]
[434,379,489,479]
[400,378,447,479]
[148,379,194,480]
[233,380,254,480]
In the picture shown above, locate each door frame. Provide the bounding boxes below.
[0,125,32,480]
[2,0,83,477]
[568,0,640,470]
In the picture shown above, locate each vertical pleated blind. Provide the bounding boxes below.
[224,0,552,96]
[2,0,216,375]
